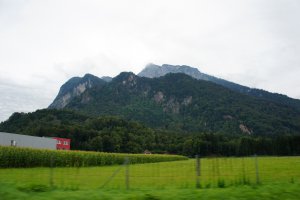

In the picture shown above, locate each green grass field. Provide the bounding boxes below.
[1,156,300,199]
[1,182,300,200]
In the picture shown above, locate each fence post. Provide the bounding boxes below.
[49,155,54,188]
[125,157,130,190]
[196,155,201,189]
[254,154,260,184]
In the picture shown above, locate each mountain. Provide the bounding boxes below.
[138,64,300,111]
[49,74,106,109]
[101,76,113,82]
[49,72,300,135]
[138,63,214,81]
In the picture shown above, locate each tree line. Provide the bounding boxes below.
[1,109,300,157]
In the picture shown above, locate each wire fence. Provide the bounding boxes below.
[0,155,299,190]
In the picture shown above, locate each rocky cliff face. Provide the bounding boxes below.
[49,74,106,109]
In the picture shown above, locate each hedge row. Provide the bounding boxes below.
[0,146,188,168]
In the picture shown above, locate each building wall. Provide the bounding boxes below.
[0,132,56,150]
[53,137,71,150]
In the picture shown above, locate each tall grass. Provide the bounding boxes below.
[0,146,187,168]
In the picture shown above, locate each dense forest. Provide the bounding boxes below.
[1,109,300,157]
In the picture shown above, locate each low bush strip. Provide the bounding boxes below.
[0,146,187,168]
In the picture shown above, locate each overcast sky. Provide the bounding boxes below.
[0,0,300,122]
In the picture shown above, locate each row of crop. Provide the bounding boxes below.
[0,146,188,168]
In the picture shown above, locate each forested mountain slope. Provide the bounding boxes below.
[139,64,300,111]
[49,72,300,135]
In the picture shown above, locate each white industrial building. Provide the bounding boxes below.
[0,132,56,150]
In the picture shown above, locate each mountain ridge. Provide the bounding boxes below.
[49,71,300,135]
[49,63,300,112]
[46,64,300,135]
[138,63,300,110]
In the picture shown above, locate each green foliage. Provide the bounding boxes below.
[1,109,300,157]
[0,146,187,168]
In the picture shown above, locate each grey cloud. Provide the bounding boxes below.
[0,84,52,122]
[0,0,300,121]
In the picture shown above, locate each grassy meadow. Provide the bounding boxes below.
[1,156,300,199]
[1,156,300,190]
[1,182,300,200]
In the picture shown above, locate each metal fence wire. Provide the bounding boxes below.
[0,155,299,190]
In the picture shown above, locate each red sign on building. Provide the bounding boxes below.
[53,137,71,150]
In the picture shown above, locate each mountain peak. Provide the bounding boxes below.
[113,71,137,81]
[138,63,202,79]
[49,73,106,109]
[83,73,98,79]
